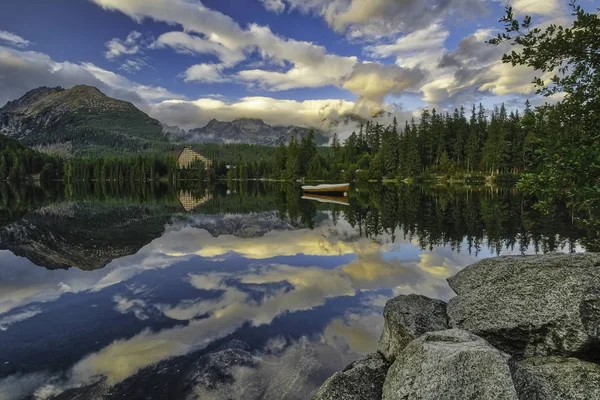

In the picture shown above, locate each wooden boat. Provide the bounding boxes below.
[302,183,349,196]
[302,193,349,206]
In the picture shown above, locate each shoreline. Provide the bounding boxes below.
[313,253,600,400]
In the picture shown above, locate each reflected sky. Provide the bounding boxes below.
[0,185,586,400]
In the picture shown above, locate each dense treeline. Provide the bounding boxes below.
[0,137,184,184]
[65,154,178,183]
[213,102,533,183]
[0,135,64,181]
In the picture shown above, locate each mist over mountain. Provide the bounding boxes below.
[1,86,330,151]
[172,118,328,146]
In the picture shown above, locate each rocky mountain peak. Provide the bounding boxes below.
[0,85,166,154]
[178,117,328,146]
[1,86,64,111]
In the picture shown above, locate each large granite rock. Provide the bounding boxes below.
[510,356,600,400]
[312,353,390,400]
[377,294,448,362]
[447,253,600,359]
[382,329,518,400]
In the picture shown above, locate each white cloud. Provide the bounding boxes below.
[153,31,245,67]
[0,307,41,331]
[0,45,184,109]
[423,25,559,107]
[342,63,426,105]
[0,30,29,48]
[105,31,143,60]
[184,63,227,83]
[91,0,419,108]
[368,24,449,57]
[260,0,286,13]
[113,295,150,320]
[494,0,561,15]
[236,56,355,91]
[92,0,246,51]
[234,24,358,91]
[120,58,150,73]
[283,0,485,38]
[79,62,183,102]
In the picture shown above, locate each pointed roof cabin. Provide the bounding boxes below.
[176,146,212,169]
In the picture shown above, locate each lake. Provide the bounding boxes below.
[0,182,595,400]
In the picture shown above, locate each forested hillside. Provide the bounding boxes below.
[0,134,64,181]
[0,85,168,155]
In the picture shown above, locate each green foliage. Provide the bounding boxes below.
[65,154,178,183]
[0,134,63,182]
[489,1,600,215]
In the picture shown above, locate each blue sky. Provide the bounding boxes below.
[0,0,597,132]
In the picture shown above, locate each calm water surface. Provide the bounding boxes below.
[0,182,595,400]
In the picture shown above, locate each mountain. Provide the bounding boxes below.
[178,118,328,146]
[0,200,180,270]
[0,85,168,155]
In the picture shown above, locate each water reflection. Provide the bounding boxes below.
[0,182,593,400]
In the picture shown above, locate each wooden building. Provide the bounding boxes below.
[178,190,213,212]
[177,147,212,169]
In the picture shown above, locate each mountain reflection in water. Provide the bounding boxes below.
[0,182,594,400]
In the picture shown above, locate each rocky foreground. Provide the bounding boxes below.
[313,253,600,400]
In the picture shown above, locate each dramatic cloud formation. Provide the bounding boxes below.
[278,0,486,38]
[343,63,426,105]
[89,0,425,118]
[0,0,587,130]
[151,96,358,129]
[0,45,182,109]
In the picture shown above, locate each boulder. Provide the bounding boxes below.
[312,353,390,400]
[510,356,600,400]
[447,253,600,359]
[377,294,448,362]
[382,329,518,400]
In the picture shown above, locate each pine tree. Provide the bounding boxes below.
[285,137,301,180]
[0,155,8,180]
[520,100,538,170]
[419,109,433,167]
[382,121,400,176]
[275,142,287,178]
[465,105,479,171]
[482,105,509,173]
[454,107,468,166]
[299,130,317,175]
[405,119,422,176]
[331,132,341,164]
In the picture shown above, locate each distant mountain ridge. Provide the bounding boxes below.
[173,117,328,146]
[0,85,167,155]
[0,86,328,153]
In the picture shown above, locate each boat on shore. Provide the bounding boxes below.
[302,183,349,196]
[302,193,349,206]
